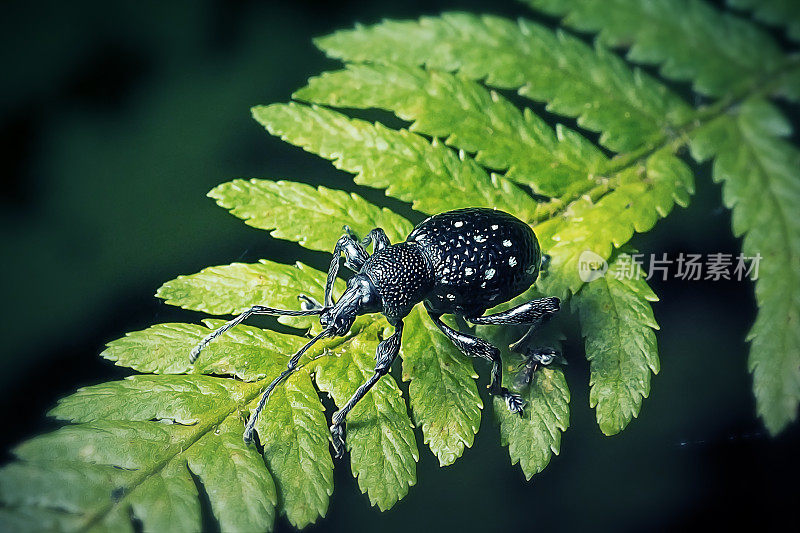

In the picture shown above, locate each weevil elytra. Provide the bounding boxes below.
[190,207,561,458]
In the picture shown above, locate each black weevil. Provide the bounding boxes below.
[190,207,561,458]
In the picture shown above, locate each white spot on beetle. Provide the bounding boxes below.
[446,293,456,301]
[491,224,499,230]
[465,267,474,276]
[509,256,518,267]
[454,221,464,227]
[502,239,512,247]
[474,235,487,243]
[485,268,496,280]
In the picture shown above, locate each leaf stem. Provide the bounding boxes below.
[527,54,800,226]
[77,316,385,531]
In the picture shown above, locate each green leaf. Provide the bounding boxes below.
[727,0,800,42]
[252,103,538,220]
[100,321,302,380]
[5,420,194,532]
[495,367,570,480]
[210,179,413,250]
[295,63,608,197]
[156,260,340,330]
[50,374,254,425]
[312,329,418,511]
[186,417,280,533]
[537,149,694,300]
[523,0,785,98]
[315,13,692,152]
[255,373,334,528]
[49,375,279,532]
[690,98,800,434]
[573,252,660,435]
[401,306,482,466]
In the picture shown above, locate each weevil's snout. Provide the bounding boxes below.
[319,310,331,328]
[320,307,355,336]
[321,274,383,336]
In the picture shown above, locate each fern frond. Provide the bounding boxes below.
[156,260,339,331]
[690,98,800,434]
[294,63,608,197]
[252,103,537,218]
[536,150,694,300]
[401,307,482,466]
[728,0,800,42]
[53,377,286,531]
[100,321,304,378]
[210,179,413,250]
[255,373,334,527]
[1,313,417,530]
[6,3,800,530]
[573,251,660,435]
[3,375,279,532]
[313,326,418,510]
[524,0,795,99]
[315,13,692,152]
[495,365,570,480]
[479,320,570,479]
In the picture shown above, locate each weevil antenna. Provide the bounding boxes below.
[189,305,327,363]
[242,327,332,443]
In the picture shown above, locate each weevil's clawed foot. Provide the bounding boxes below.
[242,425,256,445]
[528,347,563,368]
[516,347,564,387]
[188,345,202,364]
[330,422,346,459]
[342,225,359,240]
[502,389,526,416]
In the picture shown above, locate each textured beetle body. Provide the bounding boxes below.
[361,208,541,321]
[408,208,541,318]
[191,207,560,456]
[362,242,435,322]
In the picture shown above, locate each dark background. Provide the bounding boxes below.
[2,1,798,531]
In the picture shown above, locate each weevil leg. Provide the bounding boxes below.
[515,347,563,387]
[189,305,324,363]
[324,230,369,308]
[466,297,560,354]
[425,307,524,415]
[242,328,331,443]
[362,228,390,252]
[329,320,404,459]
[466,297,560,326]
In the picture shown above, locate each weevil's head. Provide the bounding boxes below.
[320,274,382,336]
